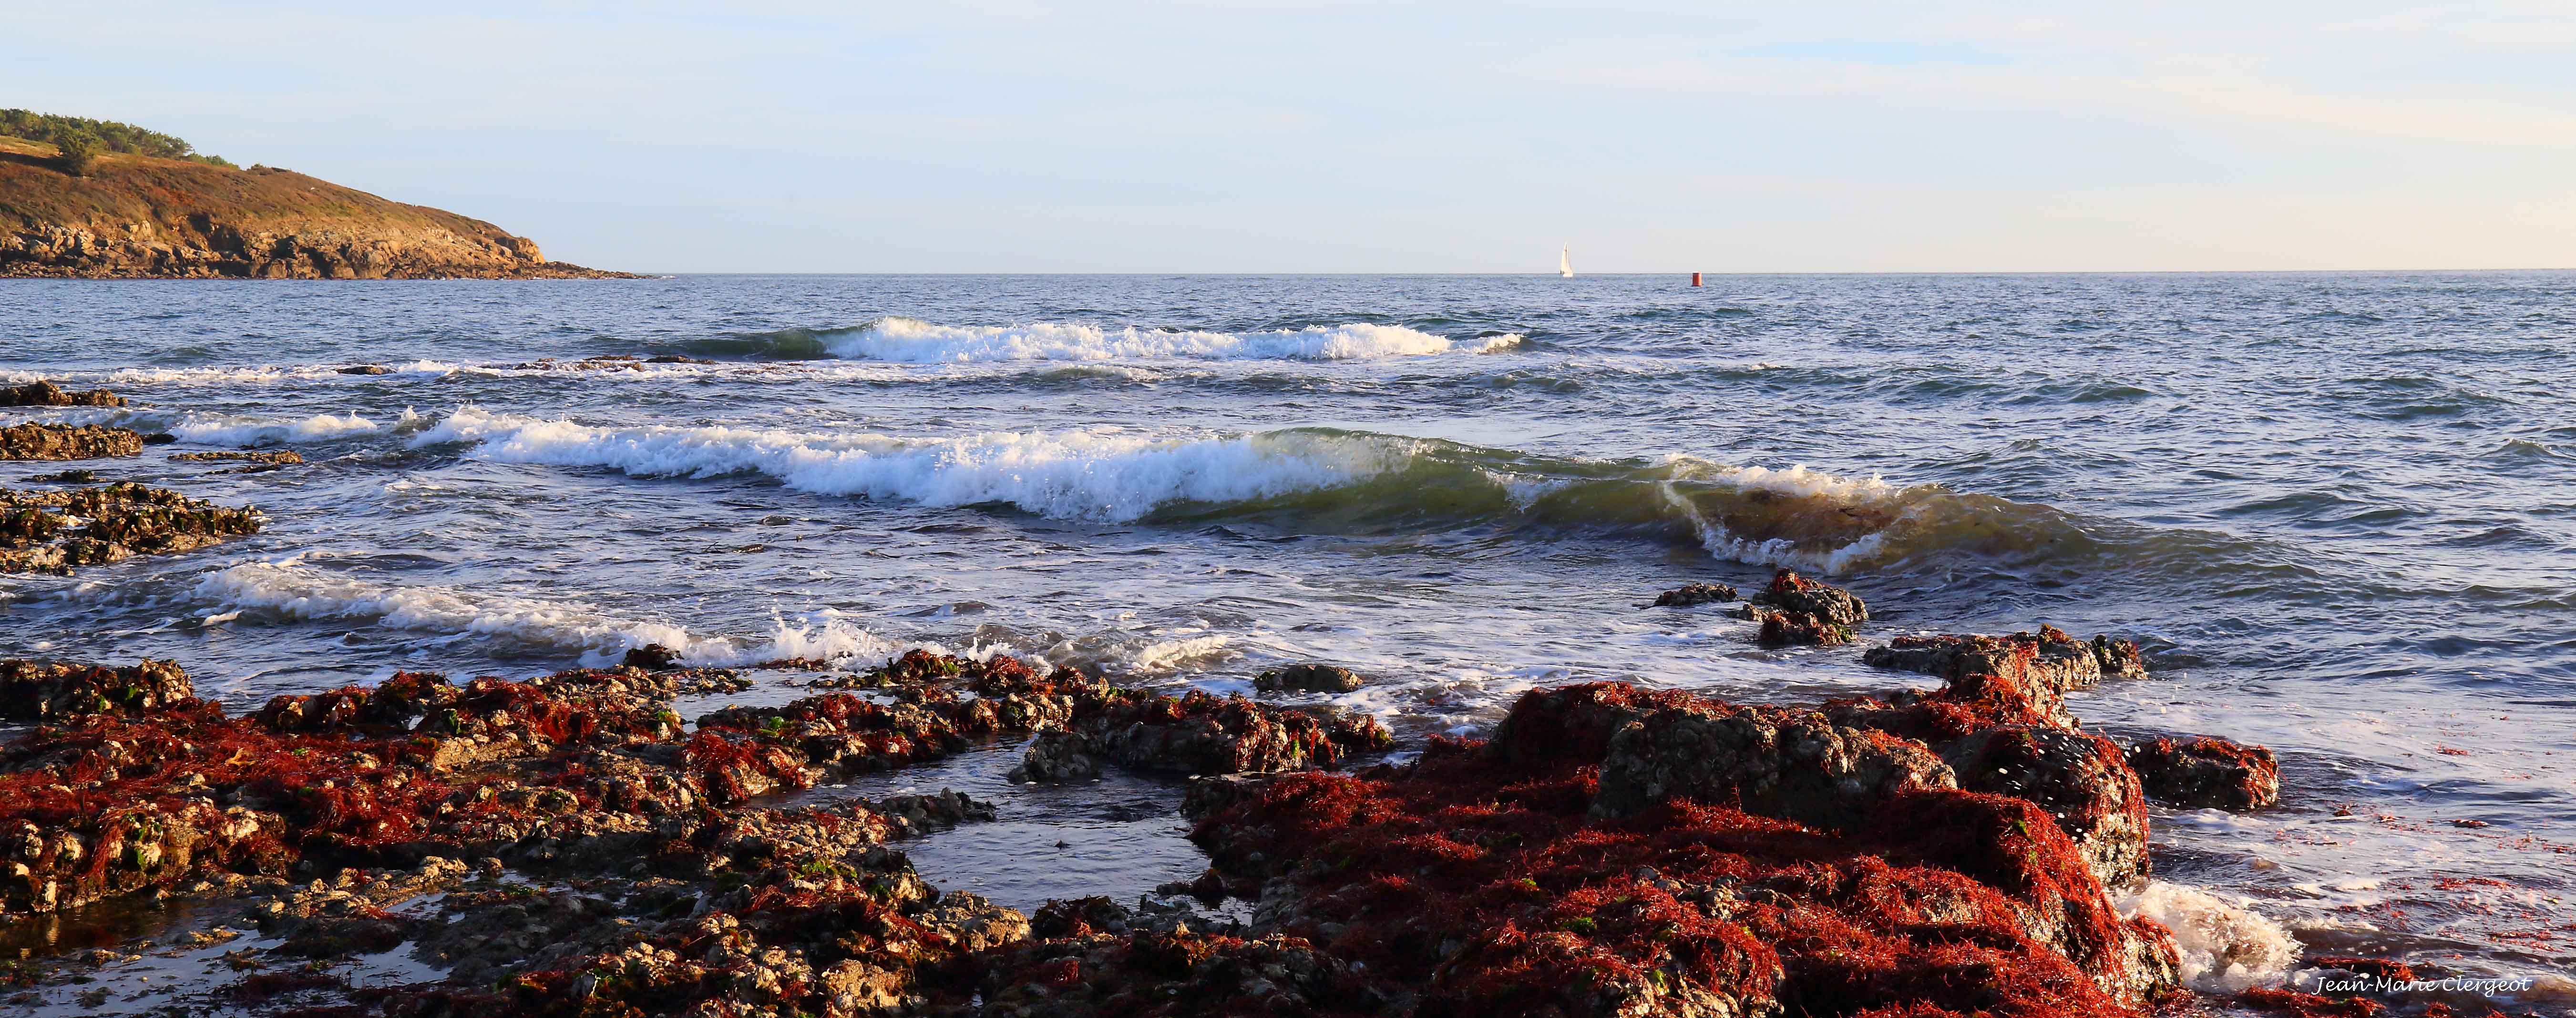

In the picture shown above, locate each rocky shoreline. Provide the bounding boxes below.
[0,572,2468,1017]
[0,379,2516,1015]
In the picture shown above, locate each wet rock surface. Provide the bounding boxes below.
[0,601,2297,1017]
[0,657,194,722]
[0,422,144,461]
[1252,662,1367,693]
[1737,569,1867,646]
[0,380,123,407]
[2126,735,2280,812]
[1652,581,1737,607]
[0,481,263,574]
[172,449,305,468]
[1864,623,2146,692]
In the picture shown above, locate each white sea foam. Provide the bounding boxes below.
[414,407,1406,522]
[2116,881,2301,992]
[163,411,385,446]
[821,317,1484,362]
[192,560,896,668]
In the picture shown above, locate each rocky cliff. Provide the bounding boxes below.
[0,135,630,279]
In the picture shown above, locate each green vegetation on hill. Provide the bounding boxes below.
[0,108,235,170]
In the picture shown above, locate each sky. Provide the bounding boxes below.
[10,1,2574,273]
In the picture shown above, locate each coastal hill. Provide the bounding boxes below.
[0,111,627,279]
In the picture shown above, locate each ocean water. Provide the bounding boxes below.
[2,273,2571,990]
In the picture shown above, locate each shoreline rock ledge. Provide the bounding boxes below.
[1,136,633,279]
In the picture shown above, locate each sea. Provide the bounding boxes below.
[2,273,2570,993]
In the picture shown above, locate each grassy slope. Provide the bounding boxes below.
[0,134,526,244]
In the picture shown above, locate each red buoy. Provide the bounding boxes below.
[1690,272,1702,287]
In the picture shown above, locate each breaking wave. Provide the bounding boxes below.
[407,407,2193,576]
[2117,882,2299,992]
[690,317,1520,363]
[192,558,896,668]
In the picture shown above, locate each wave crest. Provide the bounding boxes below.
[409,408,2134,574]
[690,317,1511,363]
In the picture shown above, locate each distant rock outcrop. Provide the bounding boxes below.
[0,134,630,279]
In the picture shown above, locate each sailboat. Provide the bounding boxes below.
[1559,245,1573,278]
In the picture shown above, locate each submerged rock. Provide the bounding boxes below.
[171,449,304,467]
[0,380,124,407]
[2127,735,2280,812]
[1252,662,1367,693]
[1652,580,1738,606]
[0,422,144,460]
[0,481,262,574]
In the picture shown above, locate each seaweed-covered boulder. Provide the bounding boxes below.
[0,658,194,721]
[1074,689,1390,776]
[1941,725,2150,889]
[1739,569,1867,646]
[1652,581,1737,607]
[0,422,144,460]
[1252,662,1366,694]
[1753,568,1867,625]
[1591,696,1957,828]
[0,380,123,407]
[1865,623,2139,693]
[2127,735,2279,812]
[1177,682,2181,1017]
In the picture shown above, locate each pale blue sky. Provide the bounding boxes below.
[12,1,2573,272]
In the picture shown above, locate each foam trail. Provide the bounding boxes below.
[414,407,1406,522]
[817,317,1484,362]
[193,560,894,668]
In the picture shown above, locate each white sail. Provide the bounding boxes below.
[1559,245,1573,278]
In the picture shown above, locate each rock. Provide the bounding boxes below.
[1652,581,1737,606]
[1007,730,1100,784]
[619,643,683,671]
[0,380,123,407]
[1865,623,2121,692]
[1751,567,1867,625]
[2093,633,2149,679]
[1748,605,1851,647]
[335,365,392,375]
[0,658,195,721]
[0,423,144,461]
[1,482,263,574]
[2127,735,2279,812]
[1738,568,1866,645]
[171,450,303,467]
[1178,680,2180,1016]
[1251,662,1365,693]
[1590,696,1958,828]
[1940,726,2149,889]
[1073,689,1391,777]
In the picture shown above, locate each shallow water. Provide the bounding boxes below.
[3,273,2572,989]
